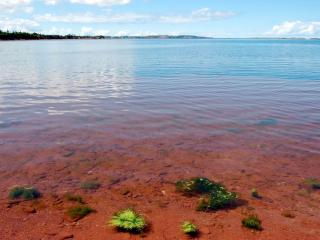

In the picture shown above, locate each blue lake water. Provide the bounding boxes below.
[0,39,319,152]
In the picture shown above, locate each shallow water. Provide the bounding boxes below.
[0,39,319,153]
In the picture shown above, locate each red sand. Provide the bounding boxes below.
[0,126,320,240]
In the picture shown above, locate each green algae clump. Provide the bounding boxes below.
[176,177,217,195]
[64,193,85,204]
[110,209,147,233]
[176,177,238,211]
[182,221,198,236]
[304,178,320,189]
[197,185,237,211]
[251,188,262,199]
[242,215,262,231]
[67,205,94,220]
[9,186,41,200]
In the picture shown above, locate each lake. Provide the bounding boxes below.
[0,39,320,239]
[0,39,319,151]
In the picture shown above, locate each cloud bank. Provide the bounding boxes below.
[268,21,320,36]
[70,0,131,6]
[160,8,235,24]
[0,0,33,12]
[33,8,235,24]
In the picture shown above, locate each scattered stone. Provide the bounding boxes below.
[120,189,131,195]
[108,177,122,187]
[45,231,58,236]
[282,210,296,218]
[6,199,27,208]
[202,226,211,234]
[63,150,75,158]
[81,180,101,190]
[23,206,36,214]
[58,233,74,239]
[159,172,167,176]
[156,201,169,208]
[133,194,142,198]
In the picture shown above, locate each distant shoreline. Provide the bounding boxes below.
[0,30,210,41]
[0,30,319,41]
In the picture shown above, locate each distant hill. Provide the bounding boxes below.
[106,35,211,39]
[0,30,211,41]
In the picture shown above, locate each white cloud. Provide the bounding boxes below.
[0,0,32,12]
[115,30,128,36]
[24,6,34,13]
[34,8,234,24]
[192,8,235,21]
[267,21,320,36]
[70,0,130,6]
[112,30,158,36]
[80,26,110,35]
[42,27,72,35]
[160,8,235,24]
[34,12,149,23]
[44,0,59,5]
[0,17,39,31]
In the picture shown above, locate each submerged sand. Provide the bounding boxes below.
[0,123,319,240]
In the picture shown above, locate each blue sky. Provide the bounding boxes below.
[0,0,319,37]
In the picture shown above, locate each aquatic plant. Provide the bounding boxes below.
[251,188,261,199]
[304,178,320,189]
[110,209,147,233]
[9,186,41,200]
[242,215,262,231]
[67,205,93,220]
[256,118,278,127]
[181,221,198,236]
[64,193,84,204]
[81,180,101,190]
[176,177,238,211]
[197,185,237,211]
[176,177,217,195]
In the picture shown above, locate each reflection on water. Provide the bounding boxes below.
[0,40,136,117]
[0,39,319,153]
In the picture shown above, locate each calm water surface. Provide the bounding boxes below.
[0,39,319,153]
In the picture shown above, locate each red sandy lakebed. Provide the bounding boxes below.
[0,124,319,240]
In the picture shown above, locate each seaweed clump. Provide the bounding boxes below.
[197,185,238,211]
[81,180,101,190]
[176,177,215,195]
[242,215,262,231]
[176,177,238,211]
[64,193,85,204]
[251,188,262,199]
[304,178,320,190]
[9,186,41,200]
[110,209,147,233]
[67,205,94,220]
[181,221,198,236]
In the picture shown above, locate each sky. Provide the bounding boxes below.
[0,0,320,37]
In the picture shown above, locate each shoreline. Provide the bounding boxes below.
[1,31,319,41]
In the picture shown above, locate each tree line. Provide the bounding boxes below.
[0,30,104,40]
